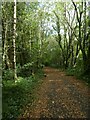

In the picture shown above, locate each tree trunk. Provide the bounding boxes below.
[13,0,17,79]
[2,23,8,69]
[74,44,79,66]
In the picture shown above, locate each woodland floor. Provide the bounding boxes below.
[18,67,90,119]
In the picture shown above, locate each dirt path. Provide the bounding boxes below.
[19,67,90,119]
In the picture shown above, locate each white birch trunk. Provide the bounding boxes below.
[13,0,17,79]
[3,23,7,68]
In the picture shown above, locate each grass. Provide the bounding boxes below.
[2,69,44,120]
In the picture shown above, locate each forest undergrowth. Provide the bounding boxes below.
[2,68,44,119]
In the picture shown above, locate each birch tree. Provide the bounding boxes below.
[13,0,17,79]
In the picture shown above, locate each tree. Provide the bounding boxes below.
[13,0,17,79]
[71,0,90,74]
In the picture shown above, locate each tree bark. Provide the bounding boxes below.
[13,0,17,79]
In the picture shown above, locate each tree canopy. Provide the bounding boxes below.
[2,1,90,119]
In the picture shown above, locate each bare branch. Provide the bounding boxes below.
[71,0,80,22]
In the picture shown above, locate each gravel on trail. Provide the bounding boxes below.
[18,67,90,119]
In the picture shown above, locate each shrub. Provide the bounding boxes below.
[17,62,34,77]
[2,69,14,80]
[3,71,43,119]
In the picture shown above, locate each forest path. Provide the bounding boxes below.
[19,67,90,119]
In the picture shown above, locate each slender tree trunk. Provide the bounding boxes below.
[74,44,79,66]
[13,0,17,79]
[2,23,7,69]
[84,1,90,74]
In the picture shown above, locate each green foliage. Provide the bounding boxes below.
[17,62,33,77]
[66,56,83,75]
[66,66,90,86]
[17,62,44,77]
[43,45,62,68]
[2,69,14,80]
[66,58,90,85]
[2,2,90,120]
[2,71,43,119]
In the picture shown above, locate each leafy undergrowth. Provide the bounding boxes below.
[66,67,90,86]
[2,70,44,120]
